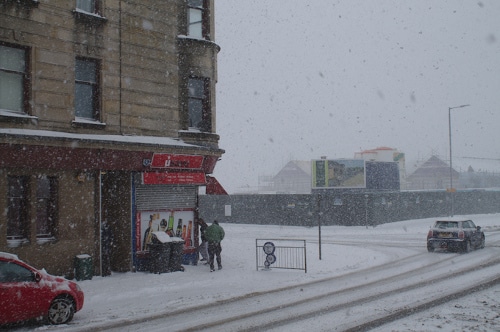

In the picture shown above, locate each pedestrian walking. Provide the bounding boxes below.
[198,218,209,263]
[205,220,225,272]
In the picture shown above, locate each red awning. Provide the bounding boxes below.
[206,176,228,195]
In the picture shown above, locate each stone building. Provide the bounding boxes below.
[258,161,312,194]
[0,0,224,277]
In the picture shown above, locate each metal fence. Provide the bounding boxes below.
[255,239,307,273]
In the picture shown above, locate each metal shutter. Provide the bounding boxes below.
[135,185,197,210]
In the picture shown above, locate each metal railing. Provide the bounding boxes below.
[256,239,307,273]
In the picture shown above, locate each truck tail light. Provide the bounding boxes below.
[458,230,465,239]
[427,230,433,239]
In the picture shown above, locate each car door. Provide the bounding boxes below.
[467,220,481,247]
[0,260,44,324]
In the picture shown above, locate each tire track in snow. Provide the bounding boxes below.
[62,232,500,332]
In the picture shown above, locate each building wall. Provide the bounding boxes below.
[0,168,97,277]
[1,0,222,276]
[0,0,185,137]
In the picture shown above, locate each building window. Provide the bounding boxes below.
[188,0,209,39]
[0,44,29,114]
[188,77,211,132]
[76,0,96,13]
[75,58,100,120]
[36,176,58,243]
[7,176,29,246]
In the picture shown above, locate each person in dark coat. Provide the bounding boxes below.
[204,220,225,272]
[198,218,209,263]
[101,220,114,277]
[143,216,154,251]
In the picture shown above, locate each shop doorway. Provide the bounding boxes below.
[99,171,132,274]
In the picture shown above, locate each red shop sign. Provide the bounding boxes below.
[143,171,206,185]
[150,153,204,170]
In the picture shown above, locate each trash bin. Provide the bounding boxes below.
[149,232,171,274]
[74,254,93,281]
[135,250,150,272]
[169,237,185,272]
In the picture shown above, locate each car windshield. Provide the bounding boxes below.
[435,221,459,229]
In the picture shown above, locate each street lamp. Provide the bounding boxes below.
[448,104,470,217]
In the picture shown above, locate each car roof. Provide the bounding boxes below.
[0,252,20,261]
[435,218,470,222]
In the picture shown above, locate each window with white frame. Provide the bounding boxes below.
[188,77,211,132]
[188,0,209,39]
[0,44,29,114]
[75,58,100,120]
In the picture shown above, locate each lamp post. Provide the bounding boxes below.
[448,104,470,217]
[317,193,322,260]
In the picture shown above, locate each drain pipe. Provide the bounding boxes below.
[99,170,103,276]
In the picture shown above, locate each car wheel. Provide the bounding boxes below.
[480,235,485,249]
[427,245,434,252]
[48,297,75,325]
[463,240,471,253]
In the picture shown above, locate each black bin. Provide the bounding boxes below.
[149,243,171,274]
[74,254,93,281]
[168,238,185,272]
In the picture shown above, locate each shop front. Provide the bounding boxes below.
[131,153,219,272]
[0,131,224,277]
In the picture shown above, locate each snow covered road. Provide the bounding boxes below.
[9,214,500,332]
[102,231,500,331]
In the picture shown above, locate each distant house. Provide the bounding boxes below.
[406,156,458,190]
[259,161,312,194]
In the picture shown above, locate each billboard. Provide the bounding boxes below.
[312,159,400,190]
[365,161,400,190]
[312,159,366,189]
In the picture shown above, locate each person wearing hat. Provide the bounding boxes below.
[204,220,225,272]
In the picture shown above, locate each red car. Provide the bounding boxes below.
[0,252,84,326]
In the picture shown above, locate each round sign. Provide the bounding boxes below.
[263,242,275,255]
[266,254,276,264]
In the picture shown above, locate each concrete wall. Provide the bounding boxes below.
[199,190,500,227]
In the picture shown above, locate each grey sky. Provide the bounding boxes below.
[213,1,500,193]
